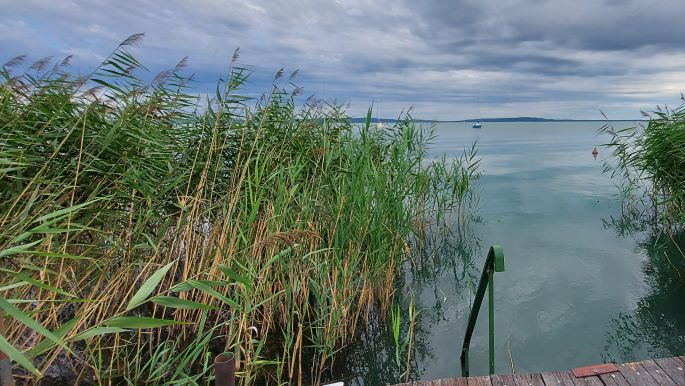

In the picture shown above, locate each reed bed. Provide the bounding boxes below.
[601,100,685,229]
[0,35,479,385]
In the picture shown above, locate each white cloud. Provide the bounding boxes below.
[1,0,684,119]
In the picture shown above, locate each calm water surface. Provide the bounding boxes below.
[335,121,685,384]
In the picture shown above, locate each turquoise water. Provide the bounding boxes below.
[333,121,685,384]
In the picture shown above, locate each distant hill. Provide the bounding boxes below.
[459,117,641,122]
[463,117,559,122]
[349,116,643,123]
[348,117,433,123]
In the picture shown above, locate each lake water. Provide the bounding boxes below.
[334,121,685,384]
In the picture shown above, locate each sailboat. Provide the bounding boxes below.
[472,108,482,128]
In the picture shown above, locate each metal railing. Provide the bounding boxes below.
[460,245,505,377]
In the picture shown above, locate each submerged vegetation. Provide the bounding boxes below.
[0,35,479,385]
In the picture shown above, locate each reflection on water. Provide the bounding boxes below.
[601,211,644,237]
[603,230,685,362]
[329,225,480,385]
[331,122,685,384]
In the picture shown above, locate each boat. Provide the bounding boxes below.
[472,121,482,129]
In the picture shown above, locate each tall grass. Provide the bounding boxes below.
[0,35,479,385]
[601,99,685,229]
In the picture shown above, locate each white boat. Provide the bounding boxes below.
[472,121,482,129]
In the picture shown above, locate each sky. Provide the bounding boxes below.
[1,0,685,120]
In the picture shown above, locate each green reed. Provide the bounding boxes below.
[601,99,685,230]
[0,34,478,385]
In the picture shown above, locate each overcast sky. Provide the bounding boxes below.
[2,0,684,120]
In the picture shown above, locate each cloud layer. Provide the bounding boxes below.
[2,0,684,119]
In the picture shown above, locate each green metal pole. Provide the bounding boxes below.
[488,266,495,375]
[459,245,504,378]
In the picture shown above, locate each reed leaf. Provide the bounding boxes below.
[126,260,175,311]
[0,334,40,376]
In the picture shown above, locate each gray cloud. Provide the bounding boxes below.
[1,0,684,119]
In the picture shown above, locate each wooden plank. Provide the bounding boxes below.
[617,361,660,386]
[572,364,619,378]
[598,372,631,386]
[491,374,517,386]
[540,371,577,386]
[450,378,471,386]
[641,359,678,386]
[514,373,546,386]
[468,376,493,386]
[390,356,685,386]
[433,378,469,386]
[569,374,604,386]
[654,357,684,386]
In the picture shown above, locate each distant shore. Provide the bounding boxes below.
[349,117,647,123]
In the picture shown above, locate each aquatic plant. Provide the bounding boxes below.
[390,296,416,382]
[600,99,685,230]
[0,34,479,385]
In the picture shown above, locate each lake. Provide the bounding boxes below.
[334,121,685,384]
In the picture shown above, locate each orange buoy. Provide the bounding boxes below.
[592,146,599,159]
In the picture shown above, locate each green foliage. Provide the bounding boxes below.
[390,296,416,381]
[601,99,685,228]
[126,261,176,311]
[0,34,478,384]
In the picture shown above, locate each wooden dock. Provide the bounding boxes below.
[394,356,684,386]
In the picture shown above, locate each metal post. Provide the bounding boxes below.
[459,245,504,378]
[460,256,492,378]
[461,346,469,378]
[0,352,11,386]
[214,352,235,386]
[488,267,495,375]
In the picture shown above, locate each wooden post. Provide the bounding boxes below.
[0,310,14,386]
